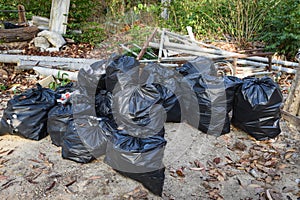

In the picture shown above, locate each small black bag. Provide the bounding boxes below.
[0,84,56,140]
[47,103,72,146]
[62,117,112,163]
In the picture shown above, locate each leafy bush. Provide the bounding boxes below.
[65,22,107,45]
[161,0,217,38]
[259,0,300,60]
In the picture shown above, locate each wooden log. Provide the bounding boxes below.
[49,0,70,34]
[33,66,78,81]
[0,26,38,42]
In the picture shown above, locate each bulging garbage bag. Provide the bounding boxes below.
[232,76,283,140]
[95,90,113,119]
[105,54,139,92]
[77,60,106,95]
[140,63,185,123]
[47,83,75,146]
[62,116,112,163]
[176,56,217,76]
[182,73,242,136]
[47,103,72,146]
[105,128,166,196]
[0,84,56,140]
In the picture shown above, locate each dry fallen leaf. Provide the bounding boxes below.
[234,141,247,151]
[0,175,8,181]
[176,168,185,177]
[213,157,221,165]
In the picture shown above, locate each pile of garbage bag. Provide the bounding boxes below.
[0,55,283,196]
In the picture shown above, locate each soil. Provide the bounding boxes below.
[0,28,300,200]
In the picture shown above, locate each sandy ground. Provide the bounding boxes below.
[0,118,299,200]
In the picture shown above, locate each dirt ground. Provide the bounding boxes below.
[0,29,300,200]
[0,110,299,200]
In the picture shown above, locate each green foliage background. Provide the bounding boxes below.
[0,0,299,59]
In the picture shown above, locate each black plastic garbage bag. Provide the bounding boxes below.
[105,54,139,92]
[105,128,166,196]
[71,92,97,117]
[113,84,174,137]
[95,90,113,119]
[117,168,165,197]
[183,74,242,136]
[0,118,10,135]
[232,76,283,140]
[47,83,75,146]
[0,84,56,140]
[62,116,113,163]
[47,103,72,146]
[77,60,106,94]
[140,63,186,123]
[176,56,217,76]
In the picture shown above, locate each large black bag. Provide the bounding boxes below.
[140,63,186,123]
[47,103,72,146]
[105,54,139,93]
[176,56,217,76]
[232,76,283,140]
[0,84,56,140]
[181,73,242,136]
[77,60,106,95]
[105,128,166,196]
[62,116,112,163]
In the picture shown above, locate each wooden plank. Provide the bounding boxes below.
[49,0,70,34]
[158,29,165,62]
[281,110,300,130]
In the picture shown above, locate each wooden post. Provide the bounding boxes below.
[49,0,70,34]
[284,68,300,115]
[17,5,27,25]
[136,28,158,60]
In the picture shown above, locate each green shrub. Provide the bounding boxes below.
[259,0,300,60]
